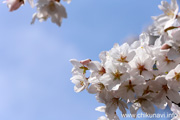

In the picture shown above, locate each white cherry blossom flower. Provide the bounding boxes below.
[166,64,180,88]
[87,61,107,94]
[31,0,67,26]
[158,0,178,20]
[113,76,145,102]
[88,61,106,78]
[100,63,130,91]
[129,49,155,80]
[96,89,114,104]
[150,0,179,35]
[151,76,180,109]
[70,59,92,75]
[105,98,128,120]
[69,1,180,119]
[96,92,128,120]
[154,49,180,72]
[88,77,105,94]
[70,74,88,93]
[150,2,180,38]
[130,96,155,117]
[109,43,135,68]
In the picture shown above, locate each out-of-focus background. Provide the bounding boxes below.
[0,0,174,120]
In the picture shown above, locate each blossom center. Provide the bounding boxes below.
[174,72,180,82]
[137,63,147,75]
[166,10,174,17]
[112,70,123,80]
[80,81,84,86]
[79,66,89,74]
[117,55,128,63]
[162,84,169,93]
[164,56,174,64]
[125,80,136,92]
[99,67,106,75]
[142,86,153,96]
[98,83,105,91]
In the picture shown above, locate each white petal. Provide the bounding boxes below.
[130,103,140,118]
[63,0,71,4]
[141,101,155,114]
[167,90,180,103]
[95,106,106,112]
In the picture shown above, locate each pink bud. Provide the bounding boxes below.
[80,59,91,66]
[161,44,171,50]
[6,0,24,12]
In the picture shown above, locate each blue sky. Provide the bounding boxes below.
[0,0,174,120]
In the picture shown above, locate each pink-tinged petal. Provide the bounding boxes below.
[161,44,171,50]
[80,59,91,66]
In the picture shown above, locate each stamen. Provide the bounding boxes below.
[137,63,147,75]
[112,70,123,80]
[125,80,136,92]
[99,67,106,75]
[80,81,84,86]
[162,84,169,93]
[142,86,153,96]
[117,55,128,63]
[174,72,180,82]
[164,56,174,64]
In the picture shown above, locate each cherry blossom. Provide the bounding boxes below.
[70,0,180,119]
[4,0,24,11]
[5,0,71,26]
[70,74,89,93]
[31,0,67,26]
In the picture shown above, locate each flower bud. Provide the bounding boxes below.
[6,0,24,12]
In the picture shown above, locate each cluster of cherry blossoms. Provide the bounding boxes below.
[4,0,71,26]
[70,0,180,120]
